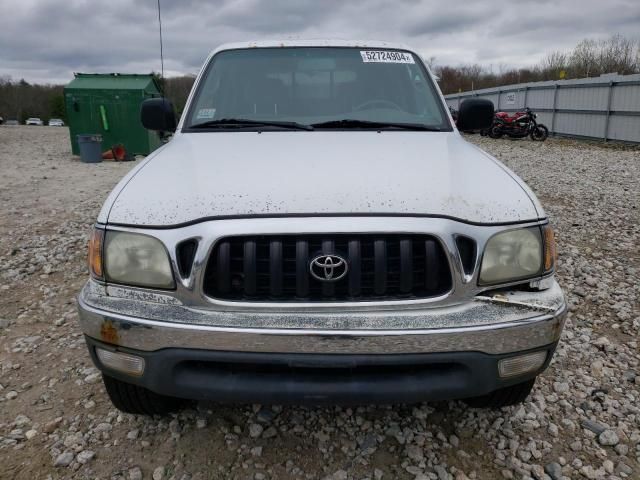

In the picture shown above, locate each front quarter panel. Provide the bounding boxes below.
[466,142,546,219]
[97,143,169,224]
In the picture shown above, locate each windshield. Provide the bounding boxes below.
[184,47,451,130]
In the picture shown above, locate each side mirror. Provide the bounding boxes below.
[456,98,494,131]
[140,98,176,132]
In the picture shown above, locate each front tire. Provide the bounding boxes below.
[464,378,535,408]
[102,375,185,415]
[530,124,549,141]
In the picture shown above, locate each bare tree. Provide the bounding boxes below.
[422,56,436,69]
[596,34,639,75]
[540,51,568,80]
[570,38,600,77]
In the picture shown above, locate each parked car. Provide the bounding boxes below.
[4,119,19,126]
[48,118,65,127]
[25,117,43,126]
[0,116,3,125]
[78,40,566,415]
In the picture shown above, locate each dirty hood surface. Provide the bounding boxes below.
[105,131,541,226]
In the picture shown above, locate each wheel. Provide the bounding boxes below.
[464,378,535,408]
[530,124,549,141]
[488,125,503,139]
[102,375,185,415]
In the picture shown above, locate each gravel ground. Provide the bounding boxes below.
[0,126,638,480]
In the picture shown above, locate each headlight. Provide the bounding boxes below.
[104,231,174,289]
[479,227,542,285]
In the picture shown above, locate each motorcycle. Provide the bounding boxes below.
[488,107,549,141]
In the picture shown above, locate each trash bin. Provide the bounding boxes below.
[77,134,103,163]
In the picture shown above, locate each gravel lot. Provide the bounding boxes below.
[0,125,638,480]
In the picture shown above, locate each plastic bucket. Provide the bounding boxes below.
[77,134,103,163]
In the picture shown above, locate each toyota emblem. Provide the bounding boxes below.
[309,254,348,282]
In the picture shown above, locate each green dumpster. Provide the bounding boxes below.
[64,73,163,156]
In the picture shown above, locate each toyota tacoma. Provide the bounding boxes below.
[78,40,566,414]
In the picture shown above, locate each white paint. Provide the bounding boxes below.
[100,40,544,227]
[106,131,540,226]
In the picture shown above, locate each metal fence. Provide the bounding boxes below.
[444,73,640,143]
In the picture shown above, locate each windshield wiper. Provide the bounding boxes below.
[311,119,442,131]
[189,118,314,131]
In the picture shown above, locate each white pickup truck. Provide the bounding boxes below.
[77,40,566,415]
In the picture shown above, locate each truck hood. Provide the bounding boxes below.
[103,131,542,226]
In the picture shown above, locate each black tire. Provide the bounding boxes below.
[464,378,535,408]
[488,125,503,139]
[530,124,549,141]
[102,375,185,415]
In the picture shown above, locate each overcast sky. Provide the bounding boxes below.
[1,0,638,84]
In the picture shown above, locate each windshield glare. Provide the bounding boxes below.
[185,47,450,130]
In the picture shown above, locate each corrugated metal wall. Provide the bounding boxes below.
[444,74,640,143]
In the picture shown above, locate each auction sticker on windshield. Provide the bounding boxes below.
[360,50,415,64]
[197,108,216,119]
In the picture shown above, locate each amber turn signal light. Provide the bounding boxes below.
[88,228,104,279]
[542,224,556,272]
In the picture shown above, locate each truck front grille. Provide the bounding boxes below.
[202,234,452,302]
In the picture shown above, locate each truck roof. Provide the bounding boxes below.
[211,39,415,55]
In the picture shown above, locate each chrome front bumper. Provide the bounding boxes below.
[77,280,566,355]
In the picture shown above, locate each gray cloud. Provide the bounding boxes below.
[405,8,492,37]
[0,0,638,84]
[214,0,344,32]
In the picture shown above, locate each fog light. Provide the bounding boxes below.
[498,351,547,378]
[96,348,145,376]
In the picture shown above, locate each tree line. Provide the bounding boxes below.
[0,75,193,123]
[1,35,638,122]
[0,77,65,122]
[434,34,640,94]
